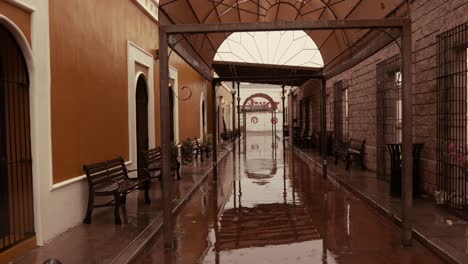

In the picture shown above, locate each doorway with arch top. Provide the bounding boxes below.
[200,93,207,139]
[136,75,149,178]
[0,24,34,253]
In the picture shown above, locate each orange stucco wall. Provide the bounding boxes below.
[0,1,31,45]
[49,0,210,183]
[170,54,208,142]
[49,0,160,183]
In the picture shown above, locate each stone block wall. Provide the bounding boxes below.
[302,0,468,194]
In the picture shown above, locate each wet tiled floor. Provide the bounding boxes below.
[134,132,445,264]
[11,147,231,264]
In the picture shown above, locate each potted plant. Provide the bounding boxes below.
[221,131,229,141]
[170,141,180,166]
[181,139,193,164]
[232,128,239,139]
[203,133,212,147]
[202,133,212,156]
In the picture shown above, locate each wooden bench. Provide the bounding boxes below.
[192,138,210,161]
[143,147,181,181]
[294,127,307,145]
[312,130,321,148]
[334,138,366,170]
[83,157,150,224]
[197,137,211,158]
[191,138,204,161]
[300,129,315,148]
[334,139,349,164]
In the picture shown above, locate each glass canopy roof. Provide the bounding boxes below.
[214,30,324,67]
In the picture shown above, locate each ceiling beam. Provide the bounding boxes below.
[171,44,213,80]
[163,19,408,34]
[214,74,322,82]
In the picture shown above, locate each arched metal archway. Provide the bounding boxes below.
[241,93,278,154]
[242,93,278,112]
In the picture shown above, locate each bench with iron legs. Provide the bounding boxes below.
[83,157,150,224]
[334,138,366,170]
[191,138,203,161]
[294,127,307,145]
[312,130,321,148]
[302,129,317,148]
[197,137,211,158]
[143,147,181,181]
[298,129,312,147]
[334,140,349,164]
[192,138,210,161]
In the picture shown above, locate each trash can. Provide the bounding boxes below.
[387,143,424,197]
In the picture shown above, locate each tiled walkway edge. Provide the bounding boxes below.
[293,146,468,264]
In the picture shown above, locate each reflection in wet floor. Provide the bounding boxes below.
[134,132,445,264]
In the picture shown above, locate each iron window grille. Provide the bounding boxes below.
[436,22,468,215]
[304,98,310,131]
[376,55,402,181]
[333,80,349,143]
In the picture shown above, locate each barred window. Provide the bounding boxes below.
[376,55,401,181]
[334,80,349,143]
[304,98,310,131]
[436,22,468,212]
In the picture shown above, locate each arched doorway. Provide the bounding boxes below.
[0,25,34,251]
[201,100,206,136]
[169,84,175,141]
[136,75,149,176]
[242,93,278,134]
[217,104,220,141]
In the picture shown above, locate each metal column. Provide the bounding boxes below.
[232,82,236,149]
[282,85,286,139]
[321,77,328,180]
[237,82,241,152]
[158,29,173,248]
[401,21,413,246]
[212,79,218,180]
[237,82,241,136]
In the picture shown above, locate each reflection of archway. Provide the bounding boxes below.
[136,75,149,177]
[244,159,278,186]
[0,24,34,251]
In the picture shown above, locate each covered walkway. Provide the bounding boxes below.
[155,2,416,249]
